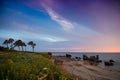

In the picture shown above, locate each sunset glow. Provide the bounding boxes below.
[0,0,120,52]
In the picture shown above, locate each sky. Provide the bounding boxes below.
[0,0,120,52]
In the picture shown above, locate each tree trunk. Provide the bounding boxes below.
[22,46,23,51]
[33,47,34,53]
[10,43,13,50]
[25,47,26,52]
[18,46,20,51]
[7,44,9,49]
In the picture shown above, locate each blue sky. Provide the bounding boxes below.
[0,0,120,52]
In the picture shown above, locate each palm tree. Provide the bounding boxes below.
[28,41,36,52]
[14,40,23,51]
[2,40,9,48]
[8,38,14,49]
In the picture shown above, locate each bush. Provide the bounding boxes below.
[0,52,76,80]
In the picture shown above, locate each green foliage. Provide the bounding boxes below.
[0,52,76,80]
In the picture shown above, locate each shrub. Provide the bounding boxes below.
[0,52,76,80]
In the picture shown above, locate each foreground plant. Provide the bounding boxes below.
[0,52,76,80]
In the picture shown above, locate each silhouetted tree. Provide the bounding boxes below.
[28,41,36,52]
[2,40,9,48]
[21,42,27,51]
[8,38,14,49]
[24,43,27,51]
[21,43,24,51]
[14,40,23,51]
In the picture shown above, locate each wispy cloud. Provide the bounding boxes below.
[42,5,74,31]
[12,21,32,31]
[0,28,67,43]
[10,21,68,42]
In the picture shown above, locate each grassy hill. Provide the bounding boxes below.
[0,51,76,80]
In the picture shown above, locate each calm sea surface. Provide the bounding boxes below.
[52,52,120,71]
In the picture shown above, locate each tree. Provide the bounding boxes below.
[8,38,14,49]
[21,42,27,51]
[2,40,9,48]
[24,43,27,51]
[14,40,23,51]
[28,41,36,52]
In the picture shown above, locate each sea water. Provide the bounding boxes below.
[52,52,120,71]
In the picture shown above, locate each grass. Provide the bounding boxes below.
[0,51,76,80]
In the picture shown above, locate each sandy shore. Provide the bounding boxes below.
[53,57,120,80]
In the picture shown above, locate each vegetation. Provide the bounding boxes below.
[0,46,9,51]
[0,51,76,80]
[8,38,14,49]
[2,38,34,52]
[2,40,9,48]
[0,38,76,80]
[14,40,23,51]
[2,38,14,49]
[28,41,36,52]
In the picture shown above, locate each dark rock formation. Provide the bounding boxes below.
[109,59,115,62]
[75,57,81,60]
[83,54,88,60]
[66,54,72,58]
[104,61,114,66]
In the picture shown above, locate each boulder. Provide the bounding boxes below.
[104,61,114,66]
[109,59,115,62]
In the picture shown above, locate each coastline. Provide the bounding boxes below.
[52,52,120,71]
[52,56,120,80]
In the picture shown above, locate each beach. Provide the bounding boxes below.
[53,56,120,80]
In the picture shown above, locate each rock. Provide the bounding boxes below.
[97,60,102,63]
[66,54,72,58]
[109,59,115,62]
[104,61,114,66]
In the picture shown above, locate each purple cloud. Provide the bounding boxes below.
[24,0,120,35]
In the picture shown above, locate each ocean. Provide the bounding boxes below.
[52,52,120,71]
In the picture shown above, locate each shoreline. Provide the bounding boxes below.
[52,56,120,80]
